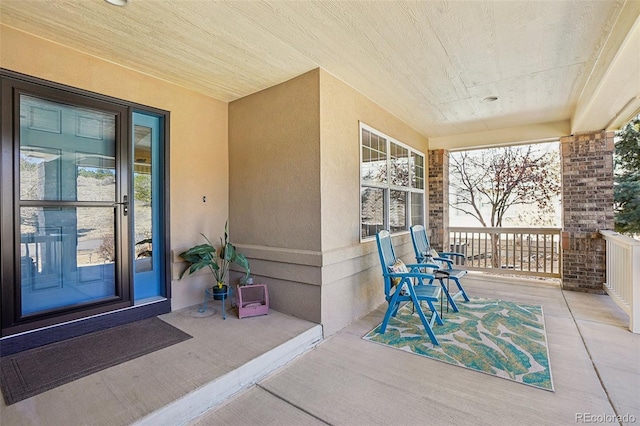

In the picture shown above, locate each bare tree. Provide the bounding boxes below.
[449,144,561,266]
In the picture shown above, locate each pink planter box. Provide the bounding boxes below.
[237,284,269,319]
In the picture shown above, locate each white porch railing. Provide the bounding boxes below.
[600,230,640,334]
[448,227,562,278]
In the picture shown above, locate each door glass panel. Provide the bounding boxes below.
[19,95,118,316]
[132,112,162,301]
[134,125,153,273]
[20,207,116,315]
[20,96,116,201]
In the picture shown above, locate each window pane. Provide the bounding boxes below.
[390,190,408,233]
[20,95,116,202]
[360,124,424,240]
[361,187,385,238]
[411,152,424,189]
[361,128,387,183]
[390,142,409,187]
[411,192,424,227]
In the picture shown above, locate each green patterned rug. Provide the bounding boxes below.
[363,298,554,391]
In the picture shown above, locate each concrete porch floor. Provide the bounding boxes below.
[193,276,639,426]
[1,275,639,425]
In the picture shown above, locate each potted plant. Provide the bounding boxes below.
[179,222,250,300]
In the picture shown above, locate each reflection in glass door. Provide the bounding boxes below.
[132,112,162,301]
[19,94,124,316]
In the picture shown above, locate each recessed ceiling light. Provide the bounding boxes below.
[483,96,499,102]
[104,0,130,6]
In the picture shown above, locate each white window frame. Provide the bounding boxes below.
[359,122,425,241]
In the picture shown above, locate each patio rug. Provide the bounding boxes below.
[0,317,192,405]
[363,298,554,391]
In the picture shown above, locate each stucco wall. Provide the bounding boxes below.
[319,69,429,250]
[1,25,229,310]
[229,69,322,251]
[3,27,432,335]
[228,69,323,322]
[318,70,430,335]
[228,69,428,334]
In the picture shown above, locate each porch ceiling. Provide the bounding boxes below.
[2,0,639,144]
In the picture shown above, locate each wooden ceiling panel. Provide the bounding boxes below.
[0,0,633,138]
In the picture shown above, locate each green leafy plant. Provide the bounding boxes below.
[179,222,250,288]
[614,115,640,236]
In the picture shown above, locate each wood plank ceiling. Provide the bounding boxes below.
[1,0,637,139]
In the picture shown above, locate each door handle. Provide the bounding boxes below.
[113,195,129,216]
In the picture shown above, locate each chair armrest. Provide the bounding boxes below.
[383,271,436,281]
[439,252,465,259]
[405,262,440,270]
[407,264,441,277]
[433,257,454,267]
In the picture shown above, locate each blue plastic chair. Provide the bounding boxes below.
[410,225,470,313]
[376,230,443,345]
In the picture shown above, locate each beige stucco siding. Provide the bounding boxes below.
[318,70,430,335]
[228,68,429,335]
[228,69,322,323]
[229,68,322,251]
[1,24,229,310]
[3,25,431,334]
[318,69,429,251]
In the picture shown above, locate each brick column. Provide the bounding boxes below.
[560,131,615,293]
[428,149,449,252]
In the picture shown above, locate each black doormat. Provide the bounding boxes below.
[0,317,192,405]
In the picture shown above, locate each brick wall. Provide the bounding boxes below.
[428,149,449,251]
[560,130,615,293]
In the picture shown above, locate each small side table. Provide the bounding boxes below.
[199,285,232,319]
[434,271,459,317]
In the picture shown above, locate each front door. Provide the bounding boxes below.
[18,94,128,317]
[1,73,168,337]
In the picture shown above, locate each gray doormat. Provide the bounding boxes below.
[0,317,192,405]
